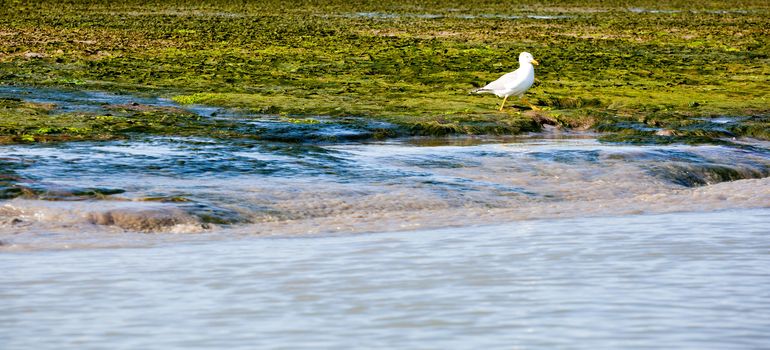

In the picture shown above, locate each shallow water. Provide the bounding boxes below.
[1,134,770,250]
[1,86,769,248]
[2,209,769,349]
[1,86,770,347]
[0,85,180,114]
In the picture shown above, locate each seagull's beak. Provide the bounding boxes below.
[531,59,540,66]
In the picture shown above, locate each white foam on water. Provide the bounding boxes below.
[2,137,769,250]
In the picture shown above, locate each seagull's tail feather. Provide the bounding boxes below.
[471,88,492,94]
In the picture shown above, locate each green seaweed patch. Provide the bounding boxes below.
[0,94,262,143]
[596,113,769,144]
[102,102,193,115]
[390,114,542,136]
[283,117,321,124]
[535,94,603,109]
[1,0,770,141]
[728,116,770,140]
[22,186,127,201]
[172,93,219,105]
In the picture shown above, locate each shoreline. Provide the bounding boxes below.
[1,83,768,145]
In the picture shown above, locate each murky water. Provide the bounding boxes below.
[2,209,769,349]
[1,86,769,348]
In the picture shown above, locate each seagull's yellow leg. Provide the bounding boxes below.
[498,96,509,111]
[521,97,541,111]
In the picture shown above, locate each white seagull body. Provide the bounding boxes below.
[474,52,539,111]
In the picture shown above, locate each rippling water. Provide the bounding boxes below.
[2,209,769,349]
[1,87,769,348]
[1,135,769,250]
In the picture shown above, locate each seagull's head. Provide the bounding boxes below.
[519,52,539,66]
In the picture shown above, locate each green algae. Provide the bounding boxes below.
[0,98,237,143]
[0,97,406,144]
[1,0,769,143]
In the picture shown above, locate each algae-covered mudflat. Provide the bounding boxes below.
[1,0,768,142]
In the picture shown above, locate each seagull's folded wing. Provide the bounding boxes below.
[482,68,525,91]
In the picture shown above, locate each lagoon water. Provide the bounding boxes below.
[1,87,770,348]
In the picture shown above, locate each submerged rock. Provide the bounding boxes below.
[648,163,770,187]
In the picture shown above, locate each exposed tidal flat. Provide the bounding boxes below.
[1,0,769,142]
[2,1,770,348]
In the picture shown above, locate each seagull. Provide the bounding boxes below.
[474,52,539,111]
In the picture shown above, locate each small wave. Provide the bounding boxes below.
[87,208,205,233]
[2,137,770,250]
[1,200,209,234]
